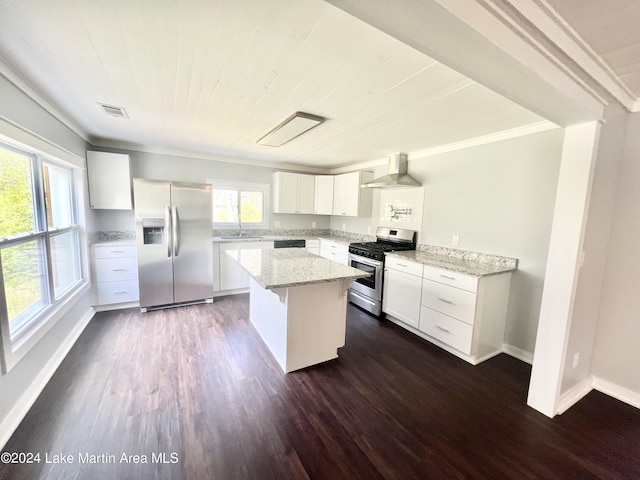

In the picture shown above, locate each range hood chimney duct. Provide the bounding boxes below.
[361,153,421,189]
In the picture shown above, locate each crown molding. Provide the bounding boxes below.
[88,137,332,174]
[497,0,639,112]
[329,120,559,174]
[0,58,91,141]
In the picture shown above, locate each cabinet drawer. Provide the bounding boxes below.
[419,307,473,354]
[423,265,478,293]
[94,245,137,259]
[321,249,348,265]
[320,239,349,254]
[96,257,139,282]
[421,279,477,325]
[305,239,320,249]
[385,256,423,276]
[97,280,140,304]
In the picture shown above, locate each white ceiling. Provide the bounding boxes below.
[0,0,552,169]
[545,0,640,98]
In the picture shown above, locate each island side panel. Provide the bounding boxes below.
[249,278,288,372]
[285,280,349,373]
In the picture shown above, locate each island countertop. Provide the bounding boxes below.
[225,248,369,289]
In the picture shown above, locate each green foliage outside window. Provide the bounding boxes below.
[0,148,43,321]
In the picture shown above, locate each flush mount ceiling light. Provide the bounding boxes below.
[98,102,129,119]
[257,112,325,147]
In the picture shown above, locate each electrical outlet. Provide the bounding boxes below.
[311,221,316,228]
[342,223,346,231]
[274,221,281,228]
[573,352,580,368]
[452,235,460,246]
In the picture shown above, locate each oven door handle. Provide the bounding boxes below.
[348,253,383,268]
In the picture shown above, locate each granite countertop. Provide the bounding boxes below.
[386,250,517,277]
[225,248,369,289]
[212,234,355,245]
[91,239,137,247]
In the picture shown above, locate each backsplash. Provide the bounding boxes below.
[89,230,136,243]
[379,188,424,231]
[416,244,518,268]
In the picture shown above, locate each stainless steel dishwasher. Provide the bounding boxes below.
[273,239,306,249]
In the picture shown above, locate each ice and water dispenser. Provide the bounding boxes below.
[142,218,165,245]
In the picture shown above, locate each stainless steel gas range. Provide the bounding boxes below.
[347,227,416,316]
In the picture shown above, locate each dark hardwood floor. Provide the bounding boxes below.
[1,294,639,479]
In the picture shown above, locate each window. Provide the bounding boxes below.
[0,141,82,345]
[208,180,270,228]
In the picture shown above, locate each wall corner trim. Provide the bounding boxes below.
[557,376,593,415]
[502,344,533,364]
[0,307,95,450]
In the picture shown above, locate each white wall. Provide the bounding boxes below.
[0,72,93,447]
[89,148,331,233]
[591,111,640,396]
[332,129,564,356]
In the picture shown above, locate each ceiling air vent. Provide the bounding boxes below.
[98,103,129,119]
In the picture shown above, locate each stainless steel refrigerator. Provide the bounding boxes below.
[133,179,213,311]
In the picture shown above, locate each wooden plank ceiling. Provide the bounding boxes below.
[0,0,548,168]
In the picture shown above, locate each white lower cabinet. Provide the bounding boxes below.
[319,239,349,265]
[91,243,139,309]
[215,241,274,294]
[383,256,512,365]
[382,257,423,328]
[305,239,320,255]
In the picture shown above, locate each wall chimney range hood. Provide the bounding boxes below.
[361,153,421,189]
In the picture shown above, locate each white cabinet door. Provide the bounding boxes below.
[332,171,373,217]
[273,172,315,214]
[383,268,422,328]
[297,174,315,214]
[219,241,274,291]
[314,176,334,214]
[86,151,132,209]
[272,172,298,213]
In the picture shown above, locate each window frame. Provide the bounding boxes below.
[207,179,270,230]
[0,138,88,373]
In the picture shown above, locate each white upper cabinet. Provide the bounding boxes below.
[86,151,132,210]
[272,172,315,214]
[314,175,334,215]
[332,171,373,217]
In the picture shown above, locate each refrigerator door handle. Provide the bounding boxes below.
[172,205,180,257]
[165,204,172,257]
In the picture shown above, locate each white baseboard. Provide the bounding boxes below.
[593,377,640,410]
[502,343,533,364]
[557,376,594,414]
[94,301,138,312]
[0,307,95,450]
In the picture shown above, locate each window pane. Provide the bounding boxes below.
[43,162,73,229]
[1,239,47,335]
[0,146,35,237]
[240,191,263,223]
[50,230,80,298]
[213,189,238,223]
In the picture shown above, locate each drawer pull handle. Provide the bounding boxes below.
[111,268,127,272]
[437,297,454,304]
[440,274,456,280]
[435,325,451,334]
[110,250,126,253]
[397,263,408,267]
[114,291,128,294]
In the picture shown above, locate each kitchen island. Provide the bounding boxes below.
[225,248,369,373]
